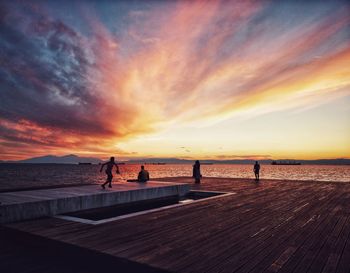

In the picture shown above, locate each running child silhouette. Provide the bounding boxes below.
[100,156,120,189]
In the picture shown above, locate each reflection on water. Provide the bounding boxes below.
[0,164,349,190]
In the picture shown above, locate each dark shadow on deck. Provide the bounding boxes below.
[0,226,172,273]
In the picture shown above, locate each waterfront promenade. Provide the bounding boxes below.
[1,177,350,273]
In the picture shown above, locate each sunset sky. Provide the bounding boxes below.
[0,0,349,161]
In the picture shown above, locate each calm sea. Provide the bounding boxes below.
[0,163,349,191]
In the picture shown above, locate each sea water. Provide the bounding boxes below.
[0,163,349,191]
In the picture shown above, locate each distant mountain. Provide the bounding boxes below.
[298,158,350,165]
[2,155,350,165]
[14,154,103,164]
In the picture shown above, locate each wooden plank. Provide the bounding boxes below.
[336,219,350,273]
[260,194,346,273]
[272,193,345,273]
[210,190,342,273]
[161,189,324,272]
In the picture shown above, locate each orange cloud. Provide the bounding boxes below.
[1,0,349,160]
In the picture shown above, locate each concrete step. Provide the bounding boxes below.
[0,181,190,224]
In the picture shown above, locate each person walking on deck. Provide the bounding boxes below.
[254,161,260,181]
[100,157,120,189]
[193,160,201,184]
[138,165,150,182]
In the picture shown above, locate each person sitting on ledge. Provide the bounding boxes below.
[138,165,150,182]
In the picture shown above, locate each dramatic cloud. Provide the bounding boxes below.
[0,0,349,159]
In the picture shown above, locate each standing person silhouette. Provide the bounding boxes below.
[193,160,201,184]
[100,157,120,189]
[254,161,260,181]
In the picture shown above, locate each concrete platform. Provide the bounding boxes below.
[0,181,190,224]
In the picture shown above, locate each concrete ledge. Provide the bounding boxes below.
[0,181,190,224]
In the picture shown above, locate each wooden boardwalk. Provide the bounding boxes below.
[2,177,350,273]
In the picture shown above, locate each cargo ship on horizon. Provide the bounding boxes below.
[271,161,301,165]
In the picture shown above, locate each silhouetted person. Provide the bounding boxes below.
[138,165,150,182]
[193,160,201,184]
[100,157,120,189]
[254,161,260,181]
